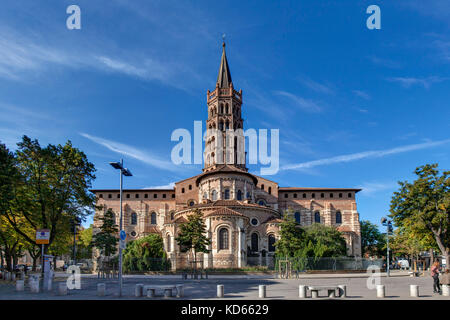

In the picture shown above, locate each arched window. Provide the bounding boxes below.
[218,228,229,250]
[268,187,272,195]
[336,211,342,224]
[224,189,230,200]
[246,191,251,199]
[167,235,171,252]
[237,190,242,200]
[261,184,265,190]
[211,190,218,201]
[151,212,157,225]
[220,104,224,114]
[251,233,259,252]
[225,104,229,114]
[257,199,266,206]
[268,234,276,252]
[170,212,174,220]
[225,121,229,130]
[294,212,301,224]
[203,192,208,199]
[314,211,320,223]
[131,212,137,225]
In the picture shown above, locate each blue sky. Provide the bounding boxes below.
[1,1,449,229]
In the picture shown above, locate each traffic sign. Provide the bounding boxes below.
[119,230,126,241]
[119,240,126,249]
[36,229,50,244]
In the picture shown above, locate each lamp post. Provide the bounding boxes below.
[110,159,132,297]
[381,217,393,277]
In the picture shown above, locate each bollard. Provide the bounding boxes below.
[11,273,16,281]
[135,284,143,297]
[298,285,307,298]
[176,285,184,298]
[44,277,53,291]
[442,285,449,297]
[338,285,347,298]
[259,285,266,298]
[164,288,172,298]
[5,272,11,281]
[16,280,25,292]
[58,282,68,296]
[97,283,106,296]
[376,285,385,298]
[30,279,40,293]
[217,285,224,298]
[410,285,419,297]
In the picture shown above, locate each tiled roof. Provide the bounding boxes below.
[192,199,266,209]
[195,165,258,185]
[337,225,354,233]
[263,216,284,224]
[279,187,361,192]
[174,216,187,223]
[204,207,247,218]
[144,226,161,234]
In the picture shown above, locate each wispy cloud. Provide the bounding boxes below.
[357,181,398,196]
[145,182,176,189]
[387,76,447,89]
[353,90,371,100]
[273,90,323,113]
[368,56,402,69]
[281,139,450,171]
[298,77,334,95]
[80,133,180,172]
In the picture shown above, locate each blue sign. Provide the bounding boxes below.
[119,230,126,241]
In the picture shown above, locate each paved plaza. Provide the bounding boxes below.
[0,271,449,300]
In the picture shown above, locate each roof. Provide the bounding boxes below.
[204,207,247,218]
[196,164,258,185]
[144,226,161,234]
[174,216,187,223]
[90,189,174,193]
[337,225,354,233]
[279,187,362,193]
[191,199,267,209]
[263,216,284,224]
[217,42,232,88]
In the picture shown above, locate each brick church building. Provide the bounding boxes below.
[91,42,362,270]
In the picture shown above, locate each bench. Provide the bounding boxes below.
[307,286,342,298]
[143,285,184,298]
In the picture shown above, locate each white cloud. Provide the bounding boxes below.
[273,90,323,113]
[357,181,398,196]
[145,182,176,189]
[353,90,371,100]
[298,77,334,95]
[281,139,450,171]
[387,76,447,89]
[80,132,180,172]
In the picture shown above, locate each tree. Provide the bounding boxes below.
[302,223,347,258]
[175,209,211,270]
[390,164,449,264]
[1,136,96,267]
[123,234,169,272]
[274,210,306,258]
[360,220,385,257]
[92,208,119,258]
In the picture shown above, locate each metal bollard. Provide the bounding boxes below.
[30,279,40,293]
[442,285,449,297]
[338,285,347,298]
[97,283,106,296]
[217,285,224,298]
[135,284,143,297]
[58,282,68,296]
[410,285,419,297]
[259,285,266,298]
[11,273,16,281]
[376,285,385,298]
[298,285,307,298]
[16,280,25,292]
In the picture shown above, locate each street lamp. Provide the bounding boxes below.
[381,217,393,277]
[109,159,132,297]
[70,216,81,265]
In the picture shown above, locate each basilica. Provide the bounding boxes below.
[92,43,362,270]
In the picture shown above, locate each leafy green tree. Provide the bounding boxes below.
[175,209,211,269]
[360,220,386,257]
[1,136,96,266]
[390,164,449,264]
[274,209,306,258]
[92,209,119,257]
[302,223,347,258]
[123,234,169,272]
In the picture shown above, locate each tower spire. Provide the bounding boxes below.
[217,40,232,88]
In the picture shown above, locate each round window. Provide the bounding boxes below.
[131,231,137,237]
[251,218,259,226]
[189,201,195,206]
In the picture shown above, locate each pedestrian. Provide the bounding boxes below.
[431,261,441,294]
[439,269,450,286]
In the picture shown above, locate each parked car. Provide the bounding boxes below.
[397,259,410,270]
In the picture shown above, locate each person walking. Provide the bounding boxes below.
[431,261,441,294]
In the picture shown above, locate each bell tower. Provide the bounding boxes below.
[204,42,246,172]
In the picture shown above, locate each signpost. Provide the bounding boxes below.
[36,229,50,290]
